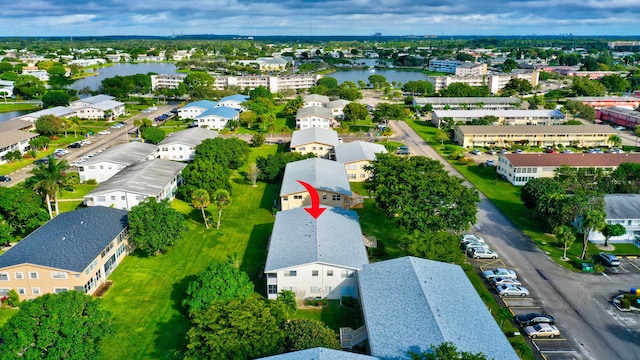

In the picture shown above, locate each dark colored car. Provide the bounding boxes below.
[33,157,49,165]
[515,313,555,327]
[545,148,556,153]
[597,252,620,267]
[0,176,11,182]
[69,142,82,148]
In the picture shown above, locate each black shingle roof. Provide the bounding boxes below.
[0,207,128,272]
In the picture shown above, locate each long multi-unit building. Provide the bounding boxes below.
[432,109,564,127]
[427,70,539,94]
[150,73,321,93]
[413,97,521,110]
[597,107,640,129]
[454,124,617,149]
[428,59,487,76]
[570,97,640,109]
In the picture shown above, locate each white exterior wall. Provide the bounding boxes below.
[158,143,196,161]
[590,219,640,245]
[86,176,182,211]
[75,107,105,120]
[217,100,244,110]
[266,263,359,300]
[290,142,334,158]
[178,107,206,119]
[79,161,128,183]
[296,116,332,129]
[0,136,37,164]
[196,113,238,130]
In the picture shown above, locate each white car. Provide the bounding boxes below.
[491,277,522,288]
[525,323,560,338]
[98,130,111,135]
[54,149,69,155]
[497,285,530,297]
[461,234,485,243]
[470,248,498,259]
[483,268,517,280]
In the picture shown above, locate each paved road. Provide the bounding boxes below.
[389,120,640,360]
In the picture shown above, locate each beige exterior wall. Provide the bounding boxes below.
[0,230,130,301]
[280,190,349,210]
[290,141,334,158]
[266,263,359,300]
[454,130,611,149]
[345,160,372,182]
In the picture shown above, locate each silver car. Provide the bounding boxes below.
[470,248,498,259]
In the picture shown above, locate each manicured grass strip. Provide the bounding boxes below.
[0,308,17,327]
[294,300,357,333]
[0,103,40,112]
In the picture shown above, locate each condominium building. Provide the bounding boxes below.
[432,109,564,128]
[597,107,640,129]
[412,97,520,110]
[150,74,187,90]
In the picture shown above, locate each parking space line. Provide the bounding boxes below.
[624,258,640,271]
[601,272,612,281]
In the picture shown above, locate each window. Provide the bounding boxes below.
[349,174,356,179]
[97,196,106,202]
[312,270,319,277]
[293,195,303,200]
[0,273,8,281]
[326,270,333,277]
[341,270,354,278]
[135,195,145,200]
[0,289,9,296]
[29,272,38,279]
[14,272,23,280]
[51,272,67,279]
[17,288,26,295]
[310,286,320,293]
[54,288,68,294]
[284,270,297,277]
[325,286,333,294]
[267,285,278,294]
[322,194,327,200]
[332,195,341,201]
[348,164,357,170]
[267,273,276,278]
[111,196,116,200]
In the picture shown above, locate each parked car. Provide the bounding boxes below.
[597,252,620,267]
[396,145,410,155]
[485,159,495,167]
[491,277,522,288]
[0,176,11,182]
[561,149,574,154]
[33,157,49,165]
[486,149,497,155]
[463,241,489,251]
[498,149,508,154]
[607,148,624,154]
[545,148,556,153]
[470,248,499,259]
[461,234,485,243]
[512,149,524,154]
[98,130,111,135]
[515,313,555,327]
[470,149,481,155]
[69,142,82,148]
[524,323,560,338]
[497,285,530,297]
[483,268,517,280]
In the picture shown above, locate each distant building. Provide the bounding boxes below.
[177,99,240,130]
[426,70,539,94]
[150,74,187,90]
[570,97,640,109]
[432,109,564,128]
[597,107,640,129]
[235,56,290,71]
[589,194,640,246]
[412,96,520,110]
[0,120,39,164]
[157,128,218,161]
[69,94,125,120]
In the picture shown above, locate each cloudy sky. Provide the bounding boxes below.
[1,0,638,37]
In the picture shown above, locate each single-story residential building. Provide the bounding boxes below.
[0,119,39,164]
[157,127,218,161]
[597,107,640,130]
[412,96,521,110]
[589,194,640,246]
[290,127,340,158]
[235,56,290,71]
[84,159,186,211]
[78,142,158,183]
[280,158,352,210]
[295,106,336,130]
[432,109,565,128]
[496,153,640,186]
[264,206,369,301]
[17,106,76,122]
[0,207,129,301]
[258,348,378,360]
[334,141,387,182]
[454,124,617,149]
[353,256,519,360]
[302,94,330,108]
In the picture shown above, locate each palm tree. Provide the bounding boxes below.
[31,156,70,219]
[191,189,211,229]
[68,116,81,138]
[213,189,231,230]
[608,134,622,148]
[133,118,152,137]
[553,225,575,260]
[580,210,606,259]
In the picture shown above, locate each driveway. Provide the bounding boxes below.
[388,120,640,360]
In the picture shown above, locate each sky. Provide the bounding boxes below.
[1,0,639,37]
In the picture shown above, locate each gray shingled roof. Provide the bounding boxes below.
[303,94,330,104]
[158,127,218,147]
[82,142,158,167]
[18,106,76,120]
[0,119,33,132]
[457,124,617,135]
[0,207,128,272]
[290,128,339,148]
[605,194,640,220]
[264,207,369,272]
[258,348,378,360]
[358,256,519,360]
[86,159,186,198]
[74,94,115,104]
[296,106,334,120]
[326,99,350,110]
[280,158,352,197]
[89,100,124,110]
[334,141,387,164]
[0,130,39,149]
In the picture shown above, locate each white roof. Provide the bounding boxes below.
[290,128,339,148]
[334,141,387,164]
[158,128,218,147]
[434,109,564,118]
[280,158,352,197]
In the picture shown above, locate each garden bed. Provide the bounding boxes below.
[612,293,640,313]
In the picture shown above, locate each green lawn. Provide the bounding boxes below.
[0,308,18,328]
[0,103,41,112]
[294,300,359,333]
[99,145,279,359]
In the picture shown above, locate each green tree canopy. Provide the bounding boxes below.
[439,82,489,97]
[400,231,465,265]
[13,74,46,99]
[365,154,480,233]
[570,77,606,96]
[501,78,533,95]
[256,152,316,183]
[402,80,435,96]
[128,198,187,255]
[316,77,339,89]
[368,74,388,89]
[42,91,71,108]
[35,114,64,136]
[180,72,215,100]
[141,126,166,144]
[599,75,630,93]
[0,187,49,238]
[283,319,341,352]
[0,291,115,360]
[373,103,406,123]
[520,177,564,210]
[182,261,254,314]
[410,341,488,360]
[601,223,626,247]
[343,102,369,125]
[184,298,286,359]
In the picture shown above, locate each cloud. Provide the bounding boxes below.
[0,0,638,36]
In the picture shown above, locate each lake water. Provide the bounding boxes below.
[71,63,179,91]
[328,68,429,85]
[0,110,30,122]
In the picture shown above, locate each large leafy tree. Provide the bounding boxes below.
[402,80,435,96]
[13,74,46,99]
[439,83,489,97]
[255,152,316,183]
[570,77,606,96]
[180,72,215,100]
[0,291,115,360]
[501,78,533,95]
[141,126,166,144]
[368,74,387,89]
[372,103,406,124]
[599,74,630,93]
[400,231,465,265]
[181,160,232,200]
[128,198,187,255]
[365,154,480,233]
[601,223,626,247]
[30,155,70,218]
[182,261,254,314]
[184,298,286,360]
[283,319,341,352]
[342,102,369,125]
[35,114,64,137]
[42,91,71,108]
[520,177,564,210]
[0,187,48,238]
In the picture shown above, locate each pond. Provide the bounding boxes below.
[0,110,30,122]
[71,63,179,91]
[328,68,429,86]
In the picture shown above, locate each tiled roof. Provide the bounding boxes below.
[334,141,387,164]
[604,194,640,220]
[0,207,128,272]
[264,207,369,272]
[457,124,617,135]
[258,348,378,359]
[86,159,186,198]
[82,142,158,167]
[296,106,333,120]
[358,256,519,360]
[158,128,218,147]
[280,158,352,196]
[290,128,339,148]
[501,153,640,167]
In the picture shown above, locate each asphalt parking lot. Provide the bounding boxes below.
[602,256,640,275]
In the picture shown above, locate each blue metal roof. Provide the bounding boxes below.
[258,347,378,359]
[197,106,240,119]
[183,100,219,109]
[219,94,249,103]
[0,207,128,273]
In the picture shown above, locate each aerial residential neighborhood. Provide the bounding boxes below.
[1,10,640,360]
